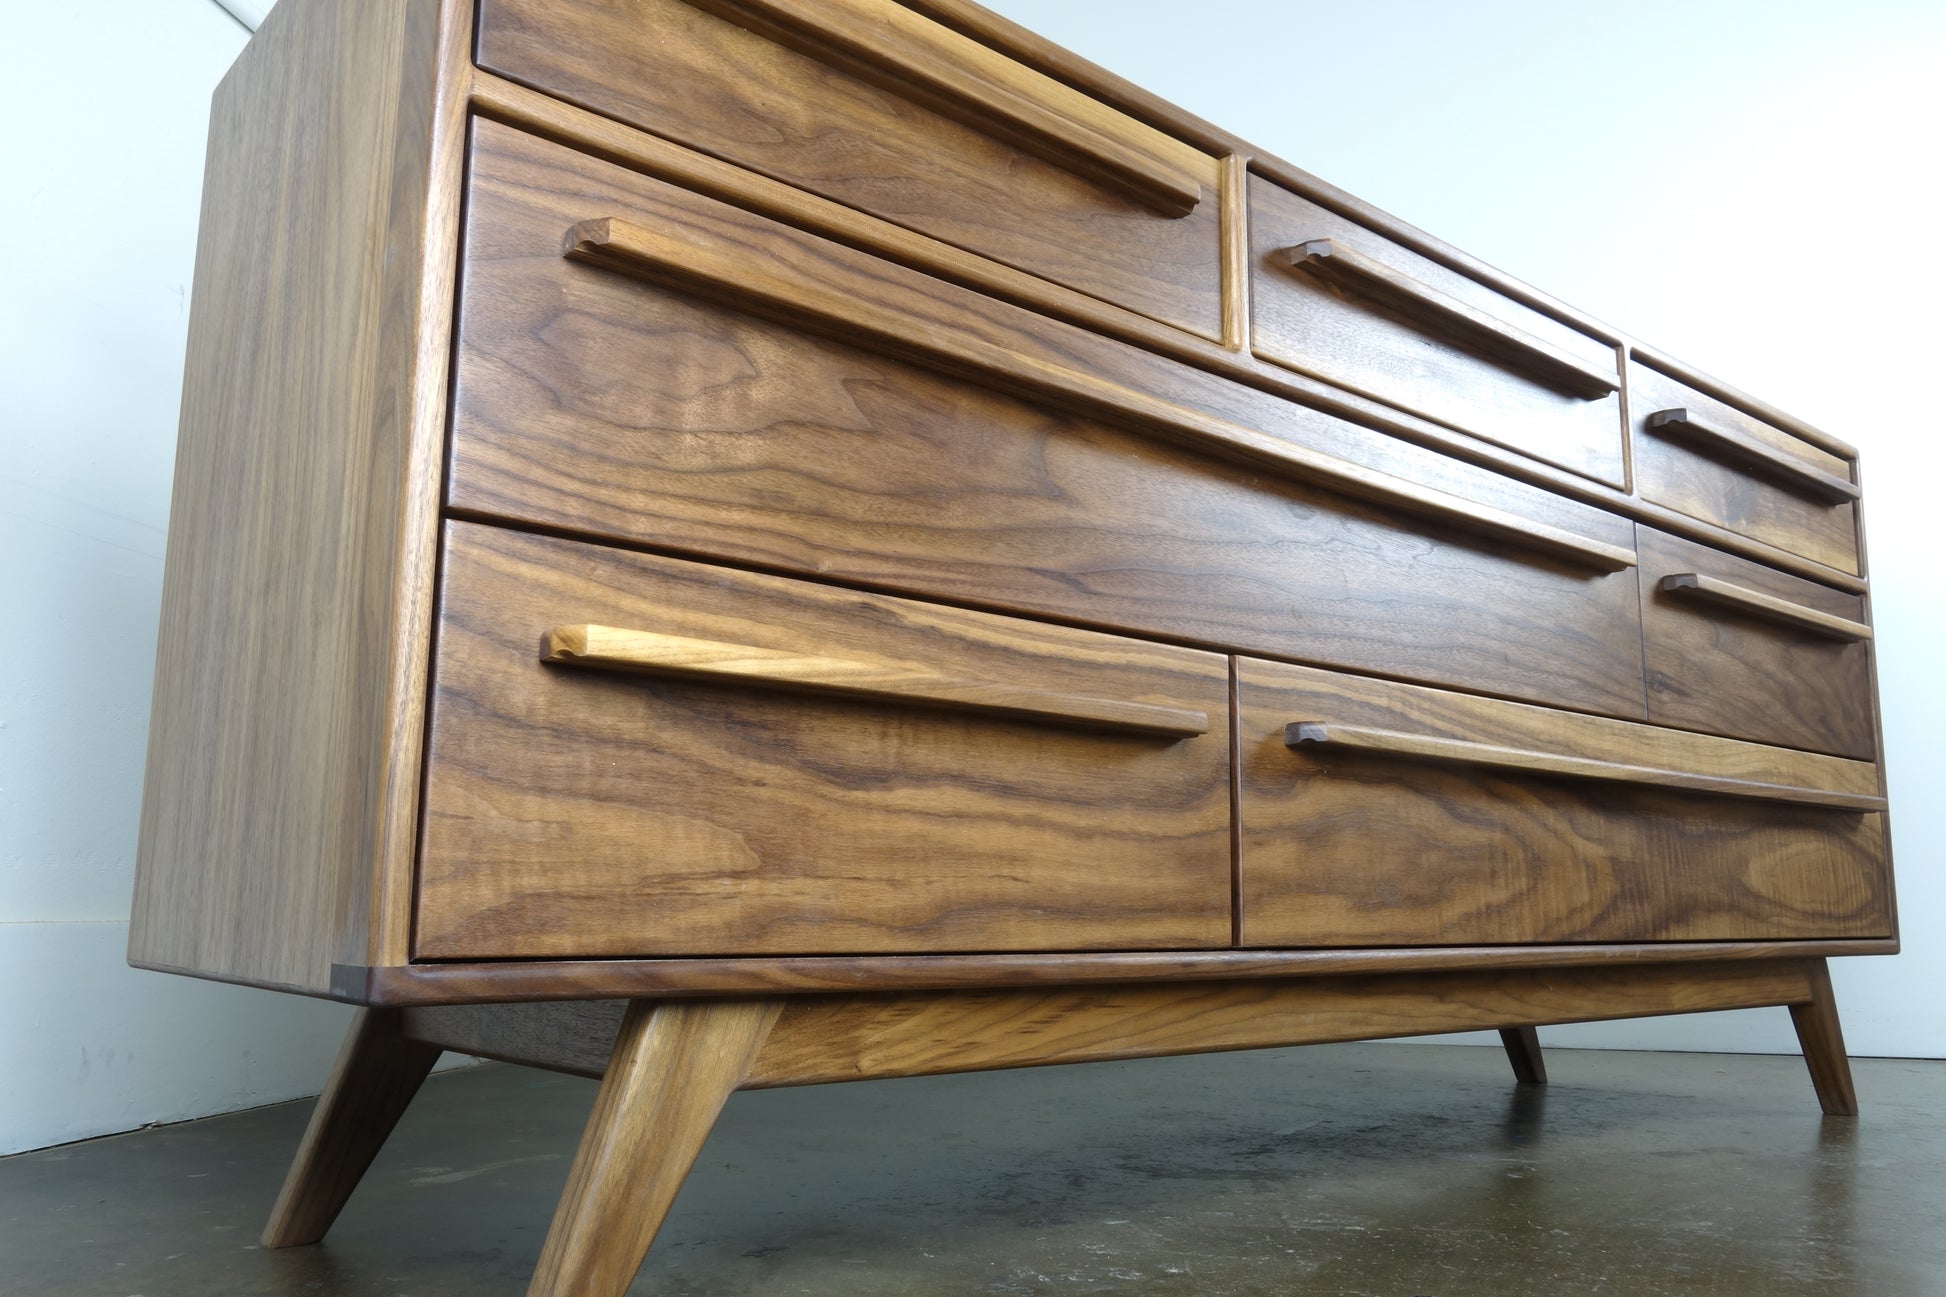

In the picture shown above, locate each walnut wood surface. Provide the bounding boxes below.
[417,522,1232,960]
[541,623,1212,736]
[1639,528,1877,760]
[526,999,781,1297]
[1659,574,1872,642]
[1240,657,1892,948]
[453,122,1649,716]
[1789,960,1860,1116]
[476,0,1224,337]
[129,0,457,994]
[1630,358,1861,574]
[1648,408,1862,503]
[1250,177,1626,486]
[260,1010,443,1248]
[1499,1027,1547,1085]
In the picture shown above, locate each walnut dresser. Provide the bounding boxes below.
[132,1,1895,1291]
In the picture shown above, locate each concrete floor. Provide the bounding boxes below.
[3,1041,1943,1296]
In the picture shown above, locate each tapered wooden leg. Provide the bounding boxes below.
[1789,960,1859,1116]
[526,998,784,1297]
[261,1008,445,1248]
[1498,1025,1548,1085]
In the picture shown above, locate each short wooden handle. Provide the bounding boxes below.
[564,218,1639,574]
[1281,239,1621,400]
[1659,573,1872,642]
[684,0,1205,216]
[1646,409,1860,504]
[1285,721,1885,811]
[543,625,1210,738]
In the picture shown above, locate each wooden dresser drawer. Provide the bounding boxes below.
[475,0,1223,338]
[451,120,1647,718]
[416,522,1233,960]
[1629,358,1860,574]
[1236,657,1890,948]
[1248,176,1625,486]
[1637,527,1875,759]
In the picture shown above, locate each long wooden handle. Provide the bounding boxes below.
[564,218,1639,574]
[543,624,1211,738]
[1659,573,1872,642]
[1281,239,1621,400]
[1285,722,1885,811]
[684,0,1205,216]
[1646,408,1860,504]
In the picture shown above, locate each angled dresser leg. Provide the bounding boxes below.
[1498,1025,1548,1085]
[526,998,784,1297]
[261,1008,445,1248]
[1789,959,1860,1116]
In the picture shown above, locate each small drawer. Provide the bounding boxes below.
[416,522,1233,960]
[476,0,1224,338]
[1248,177,1625,486]
[1237,657,1890,948]
[1637,527,1875,759]
[1629,358,1860,574]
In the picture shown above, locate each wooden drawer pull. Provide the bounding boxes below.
[1280,239,1621,400]
[564,218,1639,574]
[684,0,1204,217]
[543,624,1211,738]
[1646,408,1861,504]
[1660,573,1872,642]
[1285,722,1885,811]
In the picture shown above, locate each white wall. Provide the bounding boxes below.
[1,0,1937,1157]
[979,0,1946,1058]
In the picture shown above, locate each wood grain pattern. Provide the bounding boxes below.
[402,1000,625,1079]
[1659,574,1872,642]
[1284,722,1884,811]
[527,999,781,1297]
[129,0,453,995]
[541,623,1211,736]
[416,522,1232,959]
[1639,528,1877,760]
[453,123,1650,717]
[1240,657,1892,948]
[476,0,1224,337]
[1648,408,1861,503]
[1789,960,1859,1116]
[1250,176,1626,486]
[1630,358,1861,574]
[260,1010,444,1248]
[1630,343,1858,459]
[1283,239,1621,398]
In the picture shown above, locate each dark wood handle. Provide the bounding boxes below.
[1281,238,1621,400]
[564,218,1640,574]
[684,0,1205,216]
[1646,408,1861,504]
[1659,573,1872,642]
[1285,721,1885,811]
[543,624,1211,738]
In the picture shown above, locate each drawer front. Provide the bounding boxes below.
[1629,359,1861,574]
[1638,527,1875,759]
[1248,177,1625,486]
[417,523,1232,960]
[1237,658,1890,948]
[476,0,1224,338]
[451,121,1647,718]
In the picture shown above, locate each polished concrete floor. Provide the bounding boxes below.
[4,1041,1943,1296]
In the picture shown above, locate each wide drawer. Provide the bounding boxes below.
[451,120,1648,718]
[1637,527,1875,759]
[1236,658,1891,948]
[1248,177,1625,486]
[475,0,1223,338]
[416,523,1233,960]
[1629,358,1861,574]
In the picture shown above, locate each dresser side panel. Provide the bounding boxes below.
[130,0,452,994]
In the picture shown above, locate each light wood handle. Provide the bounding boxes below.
[1646,408,1861,504]
[1281,239,1621,400]
[564,219,1639,574]
[684,0,1205,216]
[1659,573,1872,642]
[543,625,1211,738]
[1285,722,1885,811]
